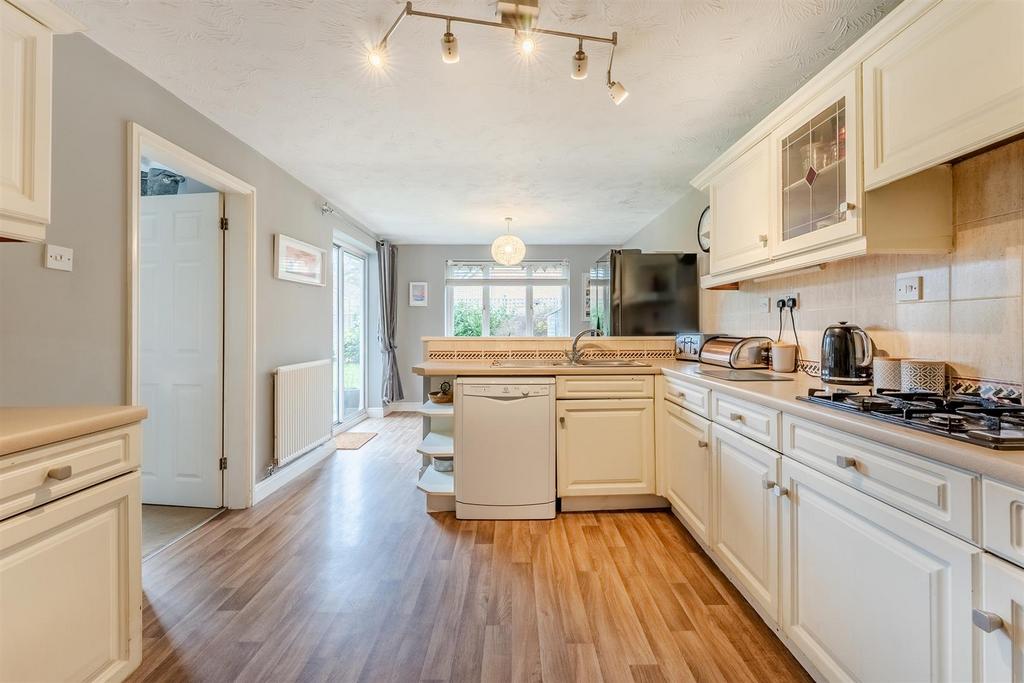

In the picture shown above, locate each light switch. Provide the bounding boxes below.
[896,275,922,301]
[758,297,771,314]
[44,244,74,272]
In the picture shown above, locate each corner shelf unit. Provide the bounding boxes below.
[416,380,456,512]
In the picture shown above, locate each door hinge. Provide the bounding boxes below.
[220,217,229,231]
[219,456,228,470]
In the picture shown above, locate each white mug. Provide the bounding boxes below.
[771,343,797,373]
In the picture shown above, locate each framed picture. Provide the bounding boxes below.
[275,234,326,286]
[409,281,428,307]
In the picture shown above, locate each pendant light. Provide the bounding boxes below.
[491,217,526,266]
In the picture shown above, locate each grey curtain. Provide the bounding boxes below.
[377,240,404,404]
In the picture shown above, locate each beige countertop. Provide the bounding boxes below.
[0,406,149,456]
[412,359,1024,489]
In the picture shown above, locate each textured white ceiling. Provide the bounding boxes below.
[58,0,899,244]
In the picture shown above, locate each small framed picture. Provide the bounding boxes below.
[409,281,428,306]
[275,234,326,286]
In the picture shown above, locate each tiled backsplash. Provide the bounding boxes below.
[702,138,1024,392]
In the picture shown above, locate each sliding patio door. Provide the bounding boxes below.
[332,245,367,427]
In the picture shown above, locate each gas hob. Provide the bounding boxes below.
[796,388,1024,450]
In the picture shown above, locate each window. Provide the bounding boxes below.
[445,260,569,337]
[332,244,367,426]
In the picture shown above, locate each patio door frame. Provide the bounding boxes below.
[333,237,369,432]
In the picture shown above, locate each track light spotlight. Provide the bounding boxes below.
[571,38,587,80]
[441,19,459,64]
[516,31,536,56]
[368,45,386,68]
[608,81,628,105]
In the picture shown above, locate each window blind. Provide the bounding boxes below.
[445,259,570,283]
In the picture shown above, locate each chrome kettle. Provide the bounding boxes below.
[820,321,874,385]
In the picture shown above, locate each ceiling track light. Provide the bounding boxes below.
[441,18,459,64]
[368,1,625,104]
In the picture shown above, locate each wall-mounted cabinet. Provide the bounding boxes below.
[0,0,84,243]
[862,0,1024,189]
[690,0,1024,288]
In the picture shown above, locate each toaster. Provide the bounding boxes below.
[674,333,719,361]
[699,336,773,369]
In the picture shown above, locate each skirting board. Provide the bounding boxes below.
[253,440,337,505]
[387,400,426,413]
[560,494,669,512]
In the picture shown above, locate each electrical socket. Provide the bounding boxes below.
[778,292,800,310]
[44,244,74,272]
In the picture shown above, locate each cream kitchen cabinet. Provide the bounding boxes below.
[780,458,977,683]
[556,398,655,497]
[709,424,780,619]
[0,0,84,242]
[708,136,775,275]
[0,472,142,683]
[976,553,1024,682]
[660,398,712,543]
[862,0,1024,190]
[771,70,861,258]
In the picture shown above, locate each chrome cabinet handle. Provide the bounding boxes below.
[836,455,857,469]
[697,440,708,448]
[772,485,789,498]
[729,412,744,422]
[758,234,768,246]
[676,391,687,400]
[973,609,1004,633]
[840,201,856,213]
[46,465,72,481]
[763,479,776,490]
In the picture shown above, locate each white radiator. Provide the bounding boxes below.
[274,359,333,467]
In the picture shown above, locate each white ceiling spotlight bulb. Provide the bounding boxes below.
[571,38,588,80]
[441,19,459,64]
[516,30,536,56]
[491,217,526,266]
[367,45,386,68]
[608,81,628,105]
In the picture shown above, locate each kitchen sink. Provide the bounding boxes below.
[490,358,650,368]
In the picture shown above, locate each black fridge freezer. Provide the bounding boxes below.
[591,250,699,336]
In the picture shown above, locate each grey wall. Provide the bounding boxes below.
[0,34,379,478]
[394,244,614,399]
[622,186,708,252]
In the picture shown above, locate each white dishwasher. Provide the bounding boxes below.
[454,377,556,519]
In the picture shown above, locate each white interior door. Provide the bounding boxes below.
[139,192,222,507]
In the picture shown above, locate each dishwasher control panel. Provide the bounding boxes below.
[461,384,551,397]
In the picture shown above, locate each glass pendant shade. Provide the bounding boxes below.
[491,234,526,265]
[441,32,459,63]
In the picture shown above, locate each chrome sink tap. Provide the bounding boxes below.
[566,328,603,364]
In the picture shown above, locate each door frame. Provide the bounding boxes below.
[127,122,256,509]
[333,232,371,432]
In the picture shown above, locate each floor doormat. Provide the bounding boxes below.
[336,432,377,450]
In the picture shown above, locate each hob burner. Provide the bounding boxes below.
[927,413,967,430]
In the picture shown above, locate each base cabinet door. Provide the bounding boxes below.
[710,424,780,618]
[0,472,141,683]
[977,553,1024,682]
[557,399,654,497]
[780,459,977,683]
[662,400,712,543]
[862,0,1024,189]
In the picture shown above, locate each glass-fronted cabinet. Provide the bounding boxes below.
[772,70,861,257]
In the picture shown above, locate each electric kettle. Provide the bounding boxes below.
[820,322,874,385]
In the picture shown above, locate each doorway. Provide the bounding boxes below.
[333,244,367,429]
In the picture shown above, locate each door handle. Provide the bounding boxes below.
[559,416,565,427]
[758,234,768,246]
[763,479,776,490]
[836,455,857,469]
[973,608,1004,633]
[676,391,687,400]
[729,412,744,422]
[772,485,789,498]
[45,465,72,482]
[697,440,708,448]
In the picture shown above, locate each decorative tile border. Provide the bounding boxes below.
[948,375,1023,400]
[423,336,676,361]
[797,360,820,377]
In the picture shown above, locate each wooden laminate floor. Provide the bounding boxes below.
[129,413,811,683]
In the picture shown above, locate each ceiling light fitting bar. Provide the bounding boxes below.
[377,2,617,49]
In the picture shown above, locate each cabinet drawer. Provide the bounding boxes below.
[983,479,1024,567]
[0,424,141,521]
[556,375,653,399]
[711,392,780,450]
[663,374,711,418]
[783,415,977,541]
